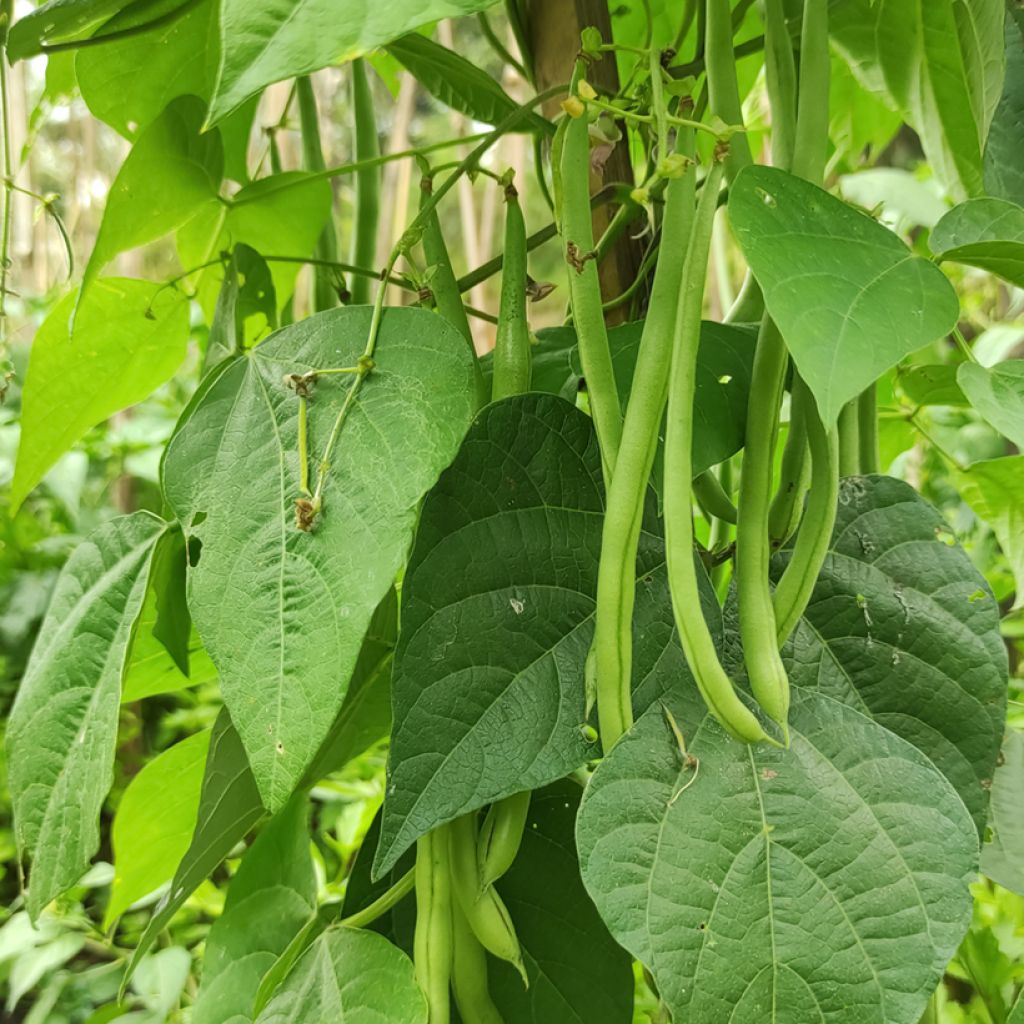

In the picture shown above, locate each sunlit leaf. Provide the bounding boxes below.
[932,197,1024,287]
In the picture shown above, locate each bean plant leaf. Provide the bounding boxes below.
[125,708,266,987]
[6,0,145,59]
[148,528,192,677]
[1013,991,1024,1024]
[777,475,1007,833]
[896,364,968,407]
[254,926,427,1024]
[105,730,210,928]
[576,688,978,1024]
[375,393,713,878]
[11,279,189,512]
[957,360,1024,447]
[931,197,1024,287]
[488,780,634,1023]
[984,11,1024,206]
[385,33,548,132]
[163,306,476,810]
[957,456,1024,611]
[6,511,166,919]
[206,244,278,373]
[79,95,223,309]
[193,796,315,1024]
[730,166,960,425]
[981,728,1024,895]
[207,0,501,125]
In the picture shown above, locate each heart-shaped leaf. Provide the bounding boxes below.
[7,511,166,918]
[896,364,968,407]
[777,475,1007,833]
[375,394,712,878]
[931,197,1024,287]
[957,359,1024,447]
[981,727,1024,895]
[729,166,959,425]
[163,306,476,809]
[577,688,978,1024]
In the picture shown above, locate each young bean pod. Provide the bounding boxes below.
[450,903,505,1024]
[477,790,531,890]
[559,63,622,483]
[705,0,752,182]
[491,177,532,401]
[349,58,381,305]
[693,469,738,526]
[664,154,769,745]
[415,829,454,1024]
[592,127,697,750]
[448,814,527,985]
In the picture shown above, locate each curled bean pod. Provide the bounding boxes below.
[693,469,738,526]
[415,829,454,1024]
[448,814,527,986]
[478,790,531,890]
[491,178,531,402]
[664,154,769,745]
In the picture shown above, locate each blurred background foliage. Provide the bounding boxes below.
[0,0,1022,1020]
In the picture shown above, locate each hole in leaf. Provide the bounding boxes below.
[187,536,203,568]
[191,511,207,528]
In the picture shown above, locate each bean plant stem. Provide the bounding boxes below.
[858,385,880,473]
[838,399,861,476]
[340,867,416,929]
[0,0,13,357]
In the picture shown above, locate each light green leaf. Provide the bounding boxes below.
[6,0,142,61]
[488,780,634,1023]
[1012,991,1024,1024]
[931,197,1024,287]
[776,475,1007,833]
[193,796,315,1024]
[958,456,1024,610]
[576,688,978,1024]
[896,363,968,406]
[958,359,1024,446]
[205,244,277,373]
[729,166,960,425]
[131,946,192,1019]
[11,279,189,512]
[385,33,548,131]
[163,307,476,809]
[177,173,331,318]
[375,393,715,878]
[254,927,426,1024]
[105,730,210,928]
[208,0,500,125]
[80,96,222,308]
[125,708,266,987]
[984,12,1024,206]
[981,727,1024,894]
[6,511,166,918]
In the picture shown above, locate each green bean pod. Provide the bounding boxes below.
[349,58,381,305]
[773,376,839,645]
[450,903,504,1024]
[705,0,752,182]
[448,814,527,985]
[296,75,341,312]
[763,0,797,172]
[790,0,830,186]
[491,179,531,401]
[419,176,487,409]
[478,790,531,890]
[768,388,811,544]
[838,399,861,477]
[415,829,454,1024]
[858,384,880,473]
[592,129,697,750]
[664,155,769,745]
[559,67,622,483]
[693,469,738,525]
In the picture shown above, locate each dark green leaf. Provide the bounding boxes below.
[193,796,315,1024]
[488,780,634,1023]
[125,708,266,986]
[206,244,278,373]
[730,166,960,425]
[931,197,1024,287]
[11,279,189,511]
[385,33,548,132]
[163,307,476,809]
[375,394,711,878]
[149,528,191,677]
[777,475,1007,833]
[7,0,143,60]
[80,95,222,307]
[105,730,210,927]
[958,359,1024,446]
[958,456,1024,612]
[254,926,426,1023]
[207,0,501,125]
[577,688,978,1024]
[896,364,968,407]
[984,11,1024,206]
[981,727,1024,894]
[6,511,165,918]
